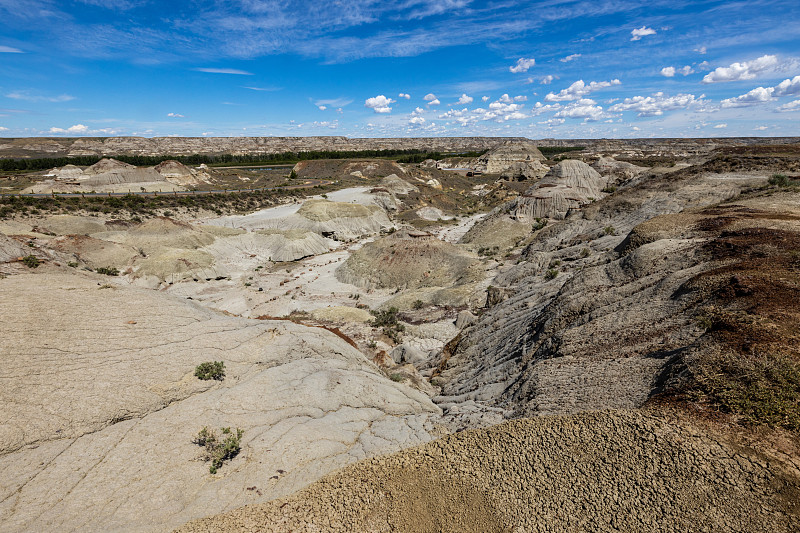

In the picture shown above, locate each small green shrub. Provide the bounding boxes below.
[602,185,617,193]
[371,307,405,343]
[544,269,558,280]
[580,247,591,258]
[194,426,244,474]
[389,373,405,382]
[195,361,226,381]
[68,261,79,268]
[603,226,616,236]
[95,266,119,276]
[412,299,425,310]
[532,218,547,231]
[22,255,40,268]
[769,173,790,187]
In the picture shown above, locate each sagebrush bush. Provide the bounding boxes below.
[195,426,244,474]
[195,361,226,381]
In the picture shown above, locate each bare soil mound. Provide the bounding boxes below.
[335,230,481,290]
[292,159,407,180]
[177,410,800,533]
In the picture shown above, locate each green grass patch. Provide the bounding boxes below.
[194,361,226,381]
[194,426,244,474]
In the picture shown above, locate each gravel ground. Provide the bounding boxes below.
[176,410,800,533]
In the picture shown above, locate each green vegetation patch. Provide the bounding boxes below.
[371,306,405,344]
[21,255,40,268]
[691,351,800,431]
[194,426,244,474]
[195,361,226,381]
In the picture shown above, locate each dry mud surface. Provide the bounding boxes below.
[178,410,800,533]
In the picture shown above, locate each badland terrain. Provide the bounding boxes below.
[1,136,799,532]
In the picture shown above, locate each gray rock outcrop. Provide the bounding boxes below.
[474,141,546,174]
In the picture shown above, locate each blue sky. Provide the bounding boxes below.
[1,0,799,139]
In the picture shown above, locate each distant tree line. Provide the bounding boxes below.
[538,146,585,157]
[0,148,493,172]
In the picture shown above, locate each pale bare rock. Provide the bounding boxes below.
[0,272,439,532]
[82,158,137,175]
[592,156,646,179]
[473,140,545,174]
[379,174,418,195]
[499,159,549,181]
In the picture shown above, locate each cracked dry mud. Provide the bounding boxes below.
[176,411,800,533]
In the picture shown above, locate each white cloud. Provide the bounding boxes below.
[713,123,727,128]
[423,93,437,101]
[754,125,768,130]
[695,46,707,54]
[560,54,581,62]
[702,54,778,83]
[427,98,440,106]
[609,92,699,116]
[509,57,535,73]
[532,102,562,116]
[719,76,800,108]
[720,86,775,108]
[661,65,694,77]
[6,91,75,103]
[398,93,411,99]
[0,46,23,53]
[498,93,527,103]
[774,75,800,96]
[630,27,656,41]
[481,96,490,102]
[554,98,607,121]
[539,118,565,126]
[545,79,621,102]
[777,99,800,112]
[412,106,425,115]
[193,67,253,75]
[49,124,89,134]
[314,97,353,108]
[457,93,473,104]
[0,126,8,131]
[364,95,395,113]
[243,86,279,91]
[166,112,184,117]
[540,75,554,85]
[317,105,327,110]
[408,116,426,125]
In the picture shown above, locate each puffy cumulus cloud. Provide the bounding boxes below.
[317,105,327,110]
[498,93,527,103]
[540,75,554,85]
[0,126,8,131]
[545,79,621,102]
[423,93,437,101]
[509,57,535,73]
[774,75,800,97]
[554,98,608,121]
[702,54,778,83]
[411,106,425,115]
[720,86,775,108]
[438,108,468,119]
[531,102,562,116]
[167,112,184,117]
[481,96,490,102]
[609,92,699,116]
[398,93,411,99]
[720,76,800,108]
[457,93,473,105]
[364,95,395,113]
[714,123,727,128]
[49,124,89,134]
[408,116,426,125]
[427,98,441,106]
[661,66,694,77]
[630,26,656,41]
[777,99,800,112]
[560,54,581,62]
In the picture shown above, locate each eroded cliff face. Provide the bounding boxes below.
[436,166,786,419]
